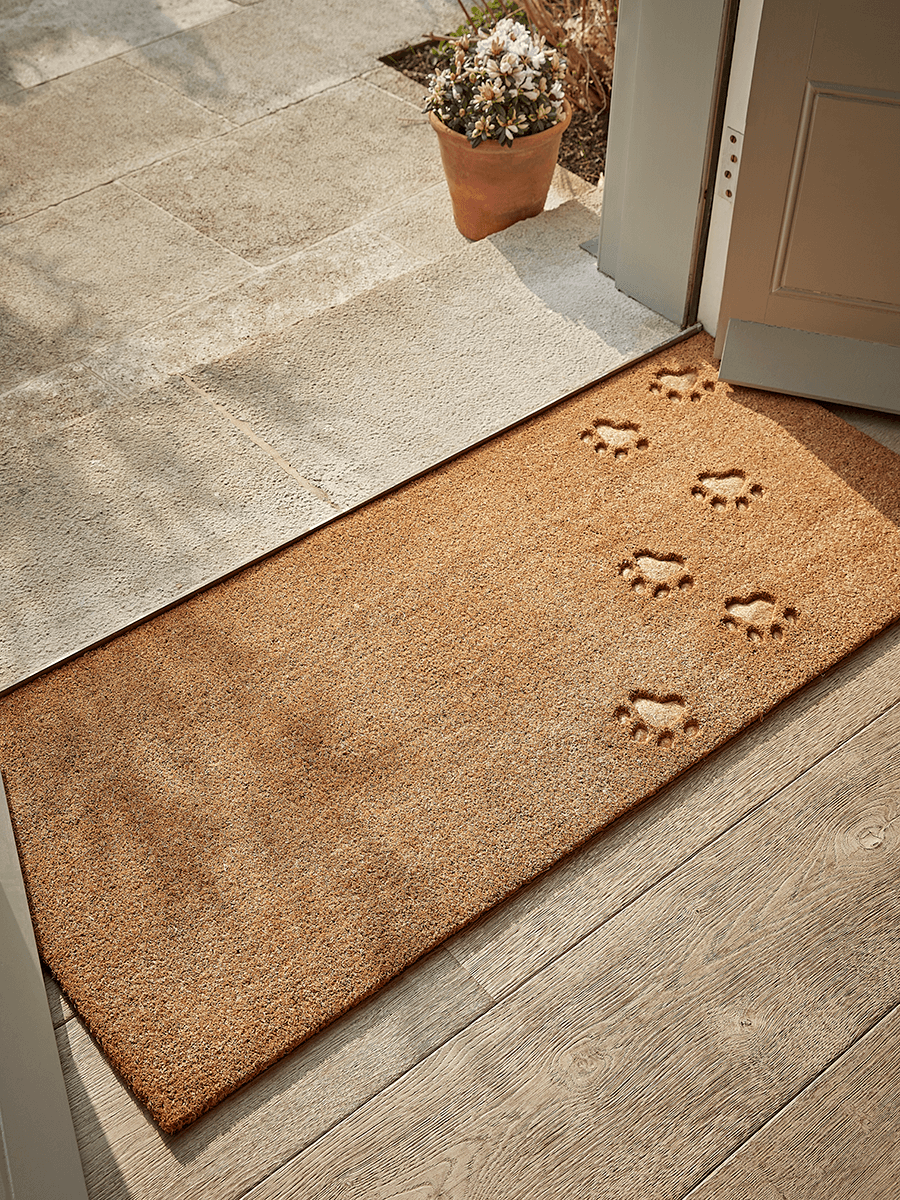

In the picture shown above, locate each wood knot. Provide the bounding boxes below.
[857,824,886,849]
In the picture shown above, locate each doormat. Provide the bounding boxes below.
[2,334,899,1133]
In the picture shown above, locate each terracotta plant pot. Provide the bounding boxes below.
[429,101,573,241]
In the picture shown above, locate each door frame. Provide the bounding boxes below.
[598,0,740,329]
[697,0,766,337]
[0,776,90,1199]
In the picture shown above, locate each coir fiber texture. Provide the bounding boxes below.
[2,334,900,1132]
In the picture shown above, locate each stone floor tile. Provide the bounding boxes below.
[124,79,444,266]
[547,166,598,211]
[123,0,459,123]
[0,184,250,393]
[362,64,431,109]
[0,376,335,689]
[361,169,597,265]
[0,363,124,445]
[358,182,465,265]
[0,0,237,88]
[0,72,22,98]
[122,7,357,126]
[85,225,428,397]
[0,58,232,224]
[187,211,677,509]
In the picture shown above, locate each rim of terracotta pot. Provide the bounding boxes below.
[428,99,573,152]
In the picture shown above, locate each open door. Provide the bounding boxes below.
[716,0,900,413]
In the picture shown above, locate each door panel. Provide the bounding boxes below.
[716,0,900,406]
[777,88,900,307]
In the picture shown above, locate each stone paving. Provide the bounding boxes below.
[0,0,678,689]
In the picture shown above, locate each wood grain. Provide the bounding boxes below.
[685,1004,900,1200]
[58,948,491,1200]
[242,702,900,1200]
[445,621,900,999]
[44,967,76,1027]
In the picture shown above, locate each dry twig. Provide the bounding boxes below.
[518,0,616,114]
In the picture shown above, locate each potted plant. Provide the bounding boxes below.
[424,10,571,240]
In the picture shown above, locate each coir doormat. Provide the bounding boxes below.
[2,334,900,1132]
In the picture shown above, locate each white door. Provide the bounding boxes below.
[715,0,900,413]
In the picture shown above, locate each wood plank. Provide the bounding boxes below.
[685,1004,900,1200]
[827,403,900,457]
[60,948,492,1200]
[44,966,77,1028]
[445,621,900,999]
[243,701,900,1200]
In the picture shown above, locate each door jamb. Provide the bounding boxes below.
[684,0,742,327]
[598,0,740,329]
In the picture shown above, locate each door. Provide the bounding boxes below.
[715,0,900,413]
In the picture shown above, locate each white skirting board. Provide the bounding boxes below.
[719,320,900,415]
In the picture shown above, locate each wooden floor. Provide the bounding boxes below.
[46,403,900,1200]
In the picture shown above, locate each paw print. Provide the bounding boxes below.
[614,693,700,750]
[721,594,798,644]
[692,471,764,512]
[618,552,693,599]
[579,420,649,460]
[648,367,718,403]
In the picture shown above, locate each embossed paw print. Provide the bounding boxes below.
[614,693,700,750]
[721,594,798,644]
[648,367,718,403]
[692,471,764,512]
[579,420,649,460]
[618,552,693,599]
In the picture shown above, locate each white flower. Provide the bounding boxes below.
[425,15,567,147]
[470,115,495,140]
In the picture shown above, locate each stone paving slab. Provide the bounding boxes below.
[84,224,431,396]
[1,193,674,688]
[362,64,436,110]
[0,184,249,393]
[0,363,124,449]
[123,0,458,124]
[0,58,232,224]
[189,198,675,509]
[0,72,21,98]
[0,0,238,88]
[360,170,598,266]
[0,0,679,697]
[485,193,625,335]
[0,376,334,689]
[82,171,593,399]
[124,79,445,266]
